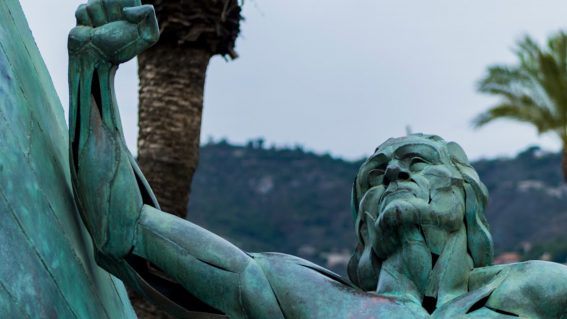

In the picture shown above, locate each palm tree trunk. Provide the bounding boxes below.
[133,2,240,315]
[137,44,211,218]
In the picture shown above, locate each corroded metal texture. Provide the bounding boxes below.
[68,1,567,318]
[0,0,135,318]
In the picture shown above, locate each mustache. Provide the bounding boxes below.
[378,180,422,206]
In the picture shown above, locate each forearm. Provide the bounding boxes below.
[66,4,284,317]
[69,56,122,150]
[69,51,144,253]
[68,51,223,317]
[68,38,278,319]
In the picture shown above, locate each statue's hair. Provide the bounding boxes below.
[347,134,494,291]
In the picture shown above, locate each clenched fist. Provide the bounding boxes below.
[68,0,159,65]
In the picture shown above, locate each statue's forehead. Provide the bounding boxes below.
[374,135,447,156]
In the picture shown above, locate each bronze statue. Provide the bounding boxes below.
[69,1,567,318]
[0,0,135,317]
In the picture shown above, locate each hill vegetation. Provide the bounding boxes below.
[188,140,567,274]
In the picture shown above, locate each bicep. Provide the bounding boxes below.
[132,205,283,318]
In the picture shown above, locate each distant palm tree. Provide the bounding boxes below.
[474,31,567,181]
[138,0,242,218]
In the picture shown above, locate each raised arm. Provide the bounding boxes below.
[68,1,282,318]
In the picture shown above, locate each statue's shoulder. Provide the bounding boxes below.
[470,261,567,317]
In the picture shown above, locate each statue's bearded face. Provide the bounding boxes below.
[355,136,466,258]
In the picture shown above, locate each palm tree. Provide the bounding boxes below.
[474,31,567,181]
[138,0,242,218]
[133,1,241,317]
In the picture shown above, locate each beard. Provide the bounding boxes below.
[359,180,465,260]
[376,176,465,231]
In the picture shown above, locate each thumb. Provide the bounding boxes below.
[123,5,159,44]
[123,5,151,23]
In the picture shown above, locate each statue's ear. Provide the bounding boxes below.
[351,177,359,222]
[463,181,494,267]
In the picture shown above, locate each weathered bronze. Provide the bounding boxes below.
[0,0,135,317]
[68,1,567,318]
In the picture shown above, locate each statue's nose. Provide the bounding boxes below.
[384,162,410,185]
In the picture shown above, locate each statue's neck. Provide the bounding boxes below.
[376,226,473,311]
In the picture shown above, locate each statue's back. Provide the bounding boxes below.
[0,1,135,317]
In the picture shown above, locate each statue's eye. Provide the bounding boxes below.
[410,157,427,171]
[367,168,385,187]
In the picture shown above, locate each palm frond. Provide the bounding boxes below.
[514,35,542,76]
[547,31,567,72]
[475,31,567,137]
[473,101,559,134]
[478,65,555,113]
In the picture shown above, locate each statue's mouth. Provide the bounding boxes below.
[380,181,419,203]
[382,189,413,202]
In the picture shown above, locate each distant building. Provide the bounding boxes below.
[494,252,521,264]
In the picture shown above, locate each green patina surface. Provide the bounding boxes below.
[3,0,567,317]
[66,1,567,318]
[0,0,135,317]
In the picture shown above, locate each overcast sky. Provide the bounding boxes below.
[18,0,567,161]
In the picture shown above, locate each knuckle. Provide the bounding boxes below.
[104,0,123,20]
[76,3,88,13]
[118,0,137,8]
[75,4,91,25]
[68,27,92,51]
[86,1,107,25]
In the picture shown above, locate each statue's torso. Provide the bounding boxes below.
[252,253,423,319]
[251,254,567,319]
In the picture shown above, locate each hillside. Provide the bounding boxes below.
[475,146,567,251]
[188,141,567,273]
